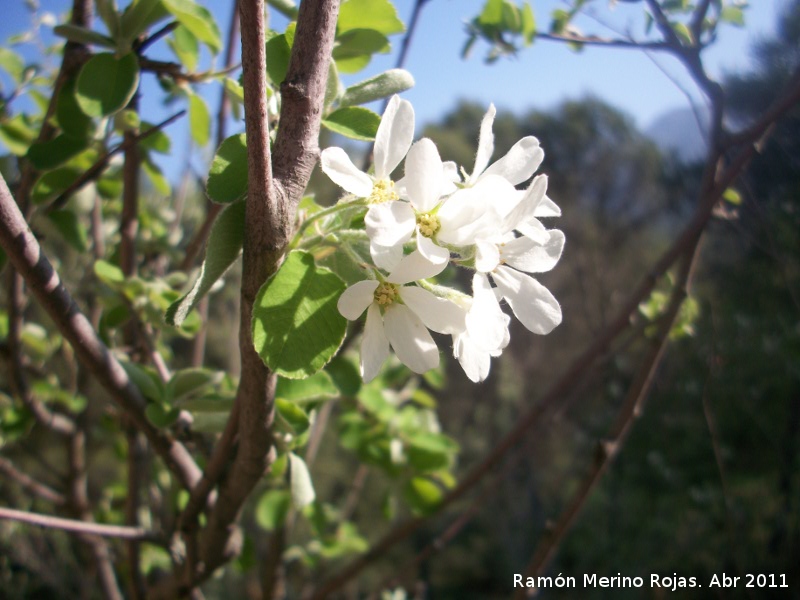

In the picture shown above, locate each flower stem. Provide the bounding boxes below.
[289,196,365,248]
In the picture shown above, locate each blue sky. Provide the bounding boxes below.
[0,0,786,168]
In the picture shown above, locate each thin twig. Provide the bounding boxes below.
[0,507,164,542]
[134,21,179,55]
[46,110,186,213]
[0,456,66,505]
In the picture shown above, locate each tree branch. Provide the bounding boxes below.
[0,506,163,542]
[0,456,66,505]
[0,173,202,490]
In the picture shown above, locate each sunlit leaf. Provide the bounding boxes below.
[252,251,347,379]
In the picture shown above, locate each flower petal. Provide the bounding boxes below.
[338,280,379,320]
[417,231,450,265]
[365,201,415,247]
[370,240,403,272]
[535,195,562,217]
[492,265,562,334]
[399,286,466,334]
[469,104,496,183]
[361,304,390,382]
[465,273,509,351]
[320,147,374,197]
[474,240,500,273]
[437,176,509,245]
[516,218,549,244]
[501,174,547,231]
[404,138,443,213]
[383,304,439,374]
[503,229,565,273]
[483,136,544,186]
[373,95,414,180]
[454,333,491,383]
[387,249,447,285]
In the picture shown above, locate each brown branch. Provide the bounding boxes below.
[67,425,125,600]
[690,0,713,42]
[644,0,684,48]
[47,110,186,213]
[0,456,66,505]
[134,21,179,55]
[0,174,202,490]
[139,58,241,84]
[0,506,164,542]
[535,31,670,51]
[513,248,700,597]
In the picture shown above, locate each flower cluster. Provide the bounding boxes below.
[321,96,564,383]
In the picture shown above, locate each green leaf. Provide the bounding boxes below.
[138,122,171,154]
[324,60,343,109]
[334,54,372,75]
[256,490,292,531]
[325,354,361,397]
[145,403,181,428]
[403,476,443,516]
[322,107,380,141]
[207,133,248,203]
[167,24,199,72]
[723,187,742,205]
[276,398,310,435]
[142,156,171,195]
[0,115,37,156]
[167,368,219,402]
[57,78,96,140]
[94,259,126,286]
[521,2,536,44]
[31,167,82,205]
[76,52,140,117]
[121,361,164,403]
[121,0,170,44]
[251,251,347,379]
[339,69,414,108]
[166,200,245,326]
[162,0,222,54]
[289,452,315,509]
[671,22,694,45]
[26,135,89,171]
[338,0,404,36]
[501,1,522,33]
[0,48,24,83]
[47,209,89,252]
[96,0,121,40]
[478,0,504,26]
[276,371,339,404]
[720,7,745,27]
[333,28,390,60]
[187,91,210,147]
[53,24,116,48]
[265,32,292,85]
[550,8,570,34]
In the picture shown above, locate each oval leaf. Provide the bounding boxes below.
[207,133,248,203]
[76,52,140,117]
[340,69,414,107]
[166,200,245,326]
[322,106,380,141]
[251,250,347,379]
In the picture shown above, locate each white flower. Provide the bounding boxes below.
[452,274,510,382]
[365,140,514,282]
[338,278,466,382]
[472,174,566,336]
[320,94,414,205]
[464,104,545,188]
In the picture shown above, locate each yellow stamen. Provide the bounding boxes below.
[374,282,399,306]
[368,179,399,204]
[416,213,441,238]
